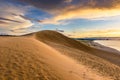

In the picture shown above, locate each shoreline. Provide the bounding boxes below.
[77,40,120,54]
[93,40,120,54]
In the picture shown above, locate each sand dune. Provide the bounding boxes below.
[35,30,120,80]
[35,30,120,66]
[0,30,120,80]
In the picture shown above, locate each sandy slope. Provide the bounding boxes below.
[0,36,111,80]
[0,30,119,80]
[35,30,120,80]
[35,30,120,66]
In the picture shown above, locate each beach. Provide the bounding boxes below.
[94,40,120,52]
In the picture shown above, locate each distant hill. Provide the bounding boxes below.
[76,37,120,41]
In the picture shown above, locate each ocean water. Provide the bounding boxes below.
[94,40,120,51]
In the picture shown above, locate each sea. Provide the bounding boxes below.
[94,40,120,51]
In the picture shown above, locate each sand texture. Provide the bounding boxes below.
[0,30,120,80]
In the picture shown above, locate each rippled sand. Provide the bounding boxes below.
[0,30,120,80]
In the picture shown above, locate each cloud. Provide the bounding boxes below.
[19,0,120,24]
[0,21,8,24]
[19,0,68,10]
[0,2,33,33]
[19,0,120,11]
[1,0,120,36]
[64,0,73,3]
[42,8,120,24]
[0,17,22,23]
[73,29,120,38]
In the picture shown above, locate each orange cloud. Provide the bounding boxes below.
[71,29,120,38]
[41,7,120,24]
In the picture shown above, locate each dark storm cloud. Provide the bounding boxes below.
[19,0,120,11]
[20,0,67,10]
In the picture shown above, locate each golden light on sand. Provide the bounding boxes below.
[1,0,120,80]
[0,30,120,80]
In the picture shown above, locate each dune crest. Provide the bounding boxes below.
[0,30,119,80]
[35,30,120,80]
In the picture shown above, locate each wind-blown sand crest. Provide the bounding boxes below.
[0,30,120,80]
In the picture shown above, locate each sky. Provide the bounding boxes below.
[0,0,120,38]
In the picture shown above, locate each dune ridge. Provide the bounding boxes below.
[35,30,120,65]
[0,30,119,80]
[35,30,120,80]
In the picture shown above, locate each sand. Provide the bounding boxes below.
[0,30,120,80]
[35,30,120,80]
